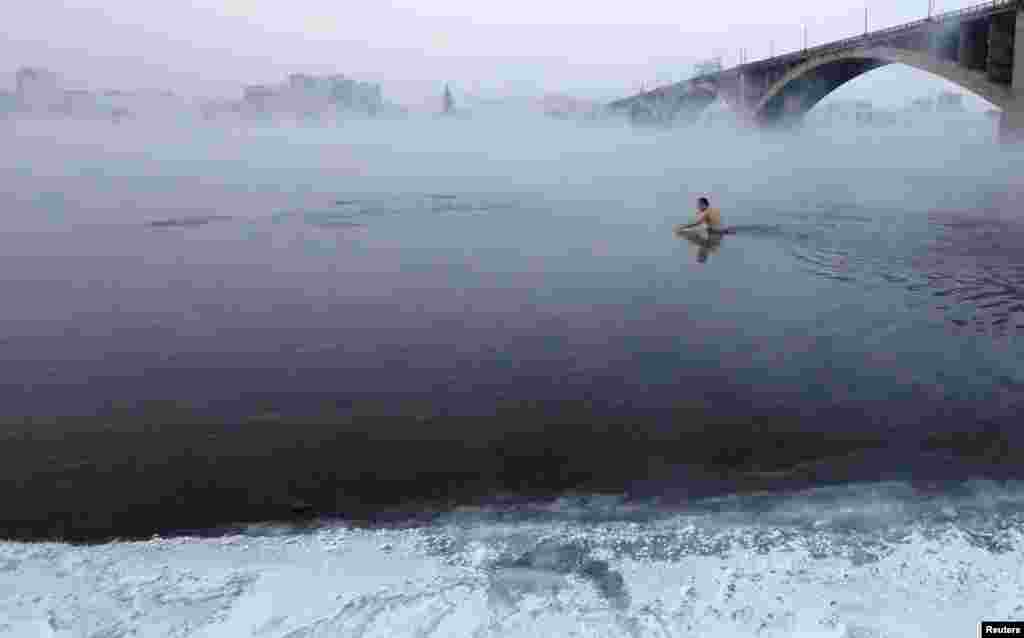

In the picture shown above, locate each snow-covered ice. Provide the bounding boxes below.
[2,480,1023,637]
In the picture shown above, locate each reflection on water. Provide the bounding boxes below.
[675,228,725,263]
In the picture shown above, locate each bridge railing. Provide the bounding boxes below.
[747,0,1018,68]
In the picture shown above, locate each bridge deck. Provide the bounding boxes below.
[611,0,1020,108]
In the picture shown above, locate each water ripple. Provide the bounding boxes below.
[146,215,233,228]
[274,194,519,228]
[783,205,1024,335]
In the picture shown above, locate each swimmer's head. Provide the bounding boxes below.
[697,197,710,211]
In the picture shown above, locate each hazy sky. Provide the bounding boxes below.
[1,0,996,107]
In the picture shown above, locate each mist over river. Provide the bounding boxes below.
[1,113,1023,636]
[1,114,1022,537]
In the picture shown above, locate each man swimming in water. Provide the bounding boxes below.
[675,197,726,234]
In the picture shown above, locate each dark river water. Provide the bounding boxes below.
[1,116,1022,542]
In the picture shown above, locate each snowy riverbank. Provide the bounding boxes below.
[3,480,1023,637]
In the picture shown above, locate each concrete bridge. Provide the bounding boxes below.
[608,0,1024,142]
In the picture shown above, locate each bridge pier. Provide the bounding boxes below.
[1000,9,1024,144]
[959,20,989,71]
[987,10,1016,85]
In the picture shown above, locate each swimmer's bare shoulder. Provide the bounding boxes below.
[676,196,726,233]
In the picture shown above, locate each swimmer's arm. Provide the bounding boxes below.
[675,211,708,231]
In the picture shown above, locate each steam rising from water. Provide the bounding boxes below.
[5,110,1015,325]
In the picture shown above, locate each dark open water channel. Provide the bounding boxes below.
[1,117,1022,542]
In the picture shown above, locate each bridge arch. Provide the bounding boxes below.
[752,46,1013,124]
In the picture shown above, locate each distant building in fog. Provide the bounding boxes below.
[813,99,874,124]
[537,93,601,119]
[3,66,398,123]
[243,85,278,114]
[62,89,100,117]
[442,84,455,114]
[91,89,190,121]
[199,98,240,121]
[288,73,316,92]
[15,67,64,111]
[9,66,194,121]
[936,91,964,112]
[238,73,389,120]
[0,90,15,115]
[908,96,935,112]
[805,92,991,131]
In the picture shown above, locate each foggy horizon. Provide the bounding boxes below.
[1,0,1004,108]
